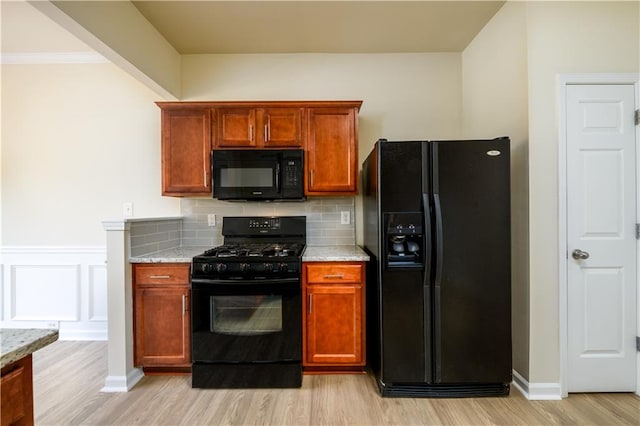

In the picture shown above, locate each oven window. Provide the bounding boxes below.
[220,168,273,188]
[210,295,282,336]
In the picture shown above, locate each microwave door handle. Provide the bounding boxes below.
[275,163,281,192]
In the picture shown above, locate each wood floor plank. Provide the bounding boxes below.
[32,341,640,425]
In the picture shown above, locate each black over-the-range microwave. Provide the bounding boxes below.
[211,149,305,201]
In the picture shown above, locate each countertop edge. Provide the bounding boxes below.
[130,246,370,263]
[302,246,370,262]
[1,329,59,369]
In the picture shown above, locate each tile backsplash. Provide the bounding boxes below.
[130,219,182,257]
[180,197,356,247]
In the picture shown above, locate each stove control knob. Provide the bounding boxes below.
[216,263,227,273]
[279,262,288,272]
[240,263,251,273]
[201,263,213,273]
[263,263,274,272]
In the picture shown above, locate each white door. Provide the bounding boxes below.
[566,84,637,392]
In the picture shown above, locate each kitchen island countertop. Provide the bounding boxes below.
[1,328,59,368]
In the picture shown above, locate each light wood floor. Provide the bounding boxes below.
[32,341,640,425]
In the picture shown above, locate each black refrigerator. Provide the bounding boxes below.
[362,138,511,397]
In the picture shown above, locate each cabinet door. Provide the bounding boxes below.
[134,286,191,367]
[258,108,304,147]
[216,108,256,147]
[161,108,212,196]
[307,108,358,194]
[1,356,33,426]
[306,284,363,365]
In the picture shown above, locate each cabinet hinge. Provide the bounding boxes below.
[637,336,640,352]
[635,109,640,126]
[636,224,640,240]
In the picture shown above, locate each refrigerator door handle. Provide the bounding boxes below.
[433,192,444,382]
[422,192,434,383]
[433,193,444,288]
[422,193,433,279]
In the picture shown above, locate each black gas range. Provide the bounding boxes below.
[190,216,306,389]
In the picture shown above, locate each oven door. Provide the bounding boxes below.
[191,277,301,363]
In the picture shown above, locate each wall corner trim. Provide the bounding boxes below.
[102,220,130,231]
[512,370,562,400]
[100,369,144,393]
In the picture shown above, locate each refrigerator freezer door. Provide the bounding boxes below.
[431,138,512,384]
[381,269,428,382]
[376,141,430,383]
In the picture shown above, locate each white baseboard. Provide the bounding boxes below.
[101,368,144,393]
[59,329,108,341]
[512,369,562,400]
[1,246,108,341]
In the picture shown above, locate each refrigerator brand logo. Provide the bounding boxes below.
[486,150,501,157]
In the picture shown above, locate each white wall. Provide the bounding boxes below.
[461,1,530,379]
[1,53,462,336]
[181,53,463,244]
[1,61,180,337]
[461,0,639,397]
[1,62,180,246]
[526,1,639,385]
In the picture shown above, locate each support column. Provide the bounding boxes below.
[101,220,143,392]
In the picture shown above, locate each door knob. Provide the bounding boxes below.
[572,249,590,260]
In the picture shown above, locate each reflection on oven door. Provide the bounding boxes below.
[210,295,283,336]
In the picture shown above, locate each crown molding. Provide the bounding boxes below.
[1,51,108,65]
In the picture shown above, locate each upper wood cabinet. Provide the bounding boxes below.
[157,101,361,198]
[306,107,359,195]
[216,107,304,148]
[159,106,212,196]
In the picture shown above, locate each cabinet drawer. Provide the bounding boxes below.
[305,263,362,284]
[135,264,190,285]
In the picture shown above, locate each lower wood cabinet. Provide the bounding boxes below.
[133,264,191,370]
[302,262,365,373]
[1,355,33,426]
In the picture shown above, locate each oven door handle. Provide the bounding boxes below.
[191,277,300,285]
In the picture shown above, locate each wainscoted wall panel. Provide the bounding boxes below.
[11,264,80,321]
[0,247,108,340]
[0,264,3,322]
[88,264,108,321]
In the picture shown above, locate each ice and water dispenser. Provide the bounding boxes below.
[384,212,424,268]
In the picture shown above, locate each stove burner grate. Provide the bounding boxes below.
[199,243,304,259]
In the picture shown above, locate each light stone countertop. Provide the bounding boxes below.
[130,246,209,263]
[1,328,59,368]
[130,245,370,263]
[302,245,370,262]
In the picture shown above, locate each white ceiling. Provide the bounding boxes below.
[131,1,505,54]
[2,1,505,55]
